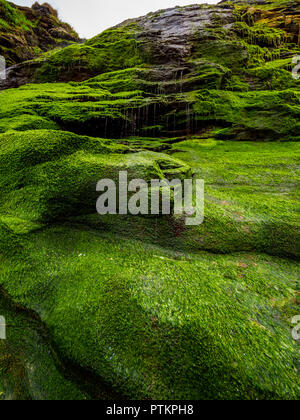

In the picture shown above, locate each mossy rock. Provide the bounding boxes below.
[0,225,299,399]
[0,0,299,401]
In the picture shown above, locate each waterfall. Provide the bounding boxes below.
[104,117,108,138]
[180,69,184,93]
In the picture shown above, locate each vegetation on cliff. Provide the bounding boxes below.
[0,0,299,400]
[0,1,79,66]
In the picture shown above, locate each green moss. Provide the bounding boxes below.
[1,76,299,141]
[193,89,300,141]
[0,0,299,400]
[0,222,21,257]
[233,0,297,11]
[171,140,300,258]
[0,17,9,29]
[234,21,287,48]
[191,39,249,70]
[224,75,250,92]
[0,225,298,399]
[0,129,189,224]
[0,291,88,400]
[247,58,299,90]
[0,0,33,30]
[0,115,59,133]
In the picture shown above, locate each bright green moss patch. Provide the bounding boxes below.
[73,140,300,259]
[0,291,88,400]
[36,25,143,83]
[0,115,59,133]
[0,225,299,399]
[234,21,287,48]
[191,39,249,71]
[0,129,189,224]
[247,58,299,90]
[193,89,300,141]
[0,130,126,174]
[171,140,300,258]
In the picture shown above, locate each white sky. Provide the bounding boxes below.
[13,0,217,39]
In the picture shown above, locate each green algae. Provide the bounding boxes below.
[247,58,299,90]
[234,21,287,48]
[1,78,299,140]
[0,129,298,397]
[171,140,300,258]
[0,0,299,401]
[36,25,143,83]
[0,129,189,225]
[193,89,300,141]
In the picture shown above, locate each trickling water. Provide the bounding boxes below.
[137,107,141,133]
[180,69,184,94]
[132,109,137,136]
[0,289,122,400]
[104,117,108,138]
[156,84,165,95]
[186,102,191,133]
[125,109,129,135]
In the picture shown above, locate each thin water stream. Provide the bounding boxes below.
[0,288,122,400]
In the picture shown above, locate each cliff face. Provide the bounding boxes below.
[2,1,299,90]
[2,0,299,140]
[0,1,80,66]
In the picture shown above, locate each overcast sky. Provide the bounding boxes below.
[13,0,217,38]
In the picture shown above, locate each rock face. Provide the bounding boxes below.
[0,0,80,66]
[2,0,299,140]
[2,1,299,89]
[1,2,239,88]
[234,0,300,45]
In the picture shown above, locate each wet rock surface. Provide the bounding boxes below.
[130,4,235,64]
